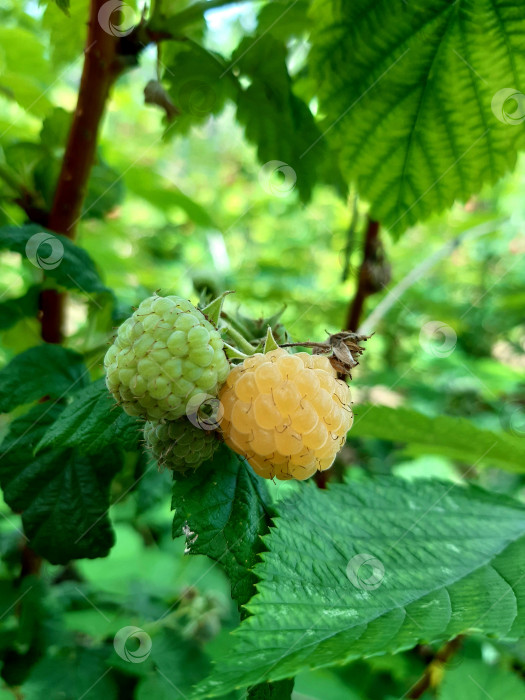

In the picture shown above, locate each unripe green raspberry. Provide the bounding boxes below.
[104,294,230,421]
[144,419,219,473]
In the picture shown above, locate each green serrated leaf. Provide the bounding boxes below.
[196,478,525,696]
[0,404,120,563]
[0,224,110,295]
[350,404,525,473]
[309,0,525,234]
[233,35,332,203]
[35,378,139,455]
[0,344,87,413]
[172,445,274,608]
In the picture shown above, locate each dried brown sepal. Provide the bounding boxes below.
[280,332,373,380]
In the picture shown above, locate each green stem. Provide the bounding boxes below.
[225,325,256,355]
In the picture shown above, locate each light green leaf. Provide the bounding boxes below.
[35,378,139,454]
[309,0,525,234]
[0,224,110,295]
[438,658,525,699]
[0,344,87,413]
[125,167,220,229]
[196,478,525,695]
[350,404,525,473]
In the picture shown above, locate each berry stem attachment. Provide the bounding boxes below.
[225,325,257,356]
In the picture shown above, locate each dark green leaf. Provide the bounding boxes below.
[0,404,120,563]
[309,0,525,234]
[172,445,273,608]
[0,224,110,295]
[35,378,139,454]
[134,627,211,700]
[351,404,525,473]
[196,478,525,695]
[22,647,117,700]
[39,107,72,149]
[0,344,87,413]
[247,679,294,699]
[163,41,238,133]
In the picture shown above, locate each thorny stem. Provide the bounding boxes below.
[345,217,381,331]
[40,0,126,343]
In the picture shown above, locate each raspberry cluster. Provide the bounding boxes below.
[218,348,353,480]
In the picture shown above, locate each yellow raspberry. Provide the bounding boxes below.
[218,348,353,480]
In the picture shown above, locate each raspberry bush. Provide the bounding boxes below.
[1,2,525,700]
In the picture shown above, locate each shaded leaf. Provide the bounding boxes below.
[0,286,40,331]
[0,344,87,413]
[22,647,117,699]
[233,35,335,203]
[172,445,273,608]
[0,404,120,563]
